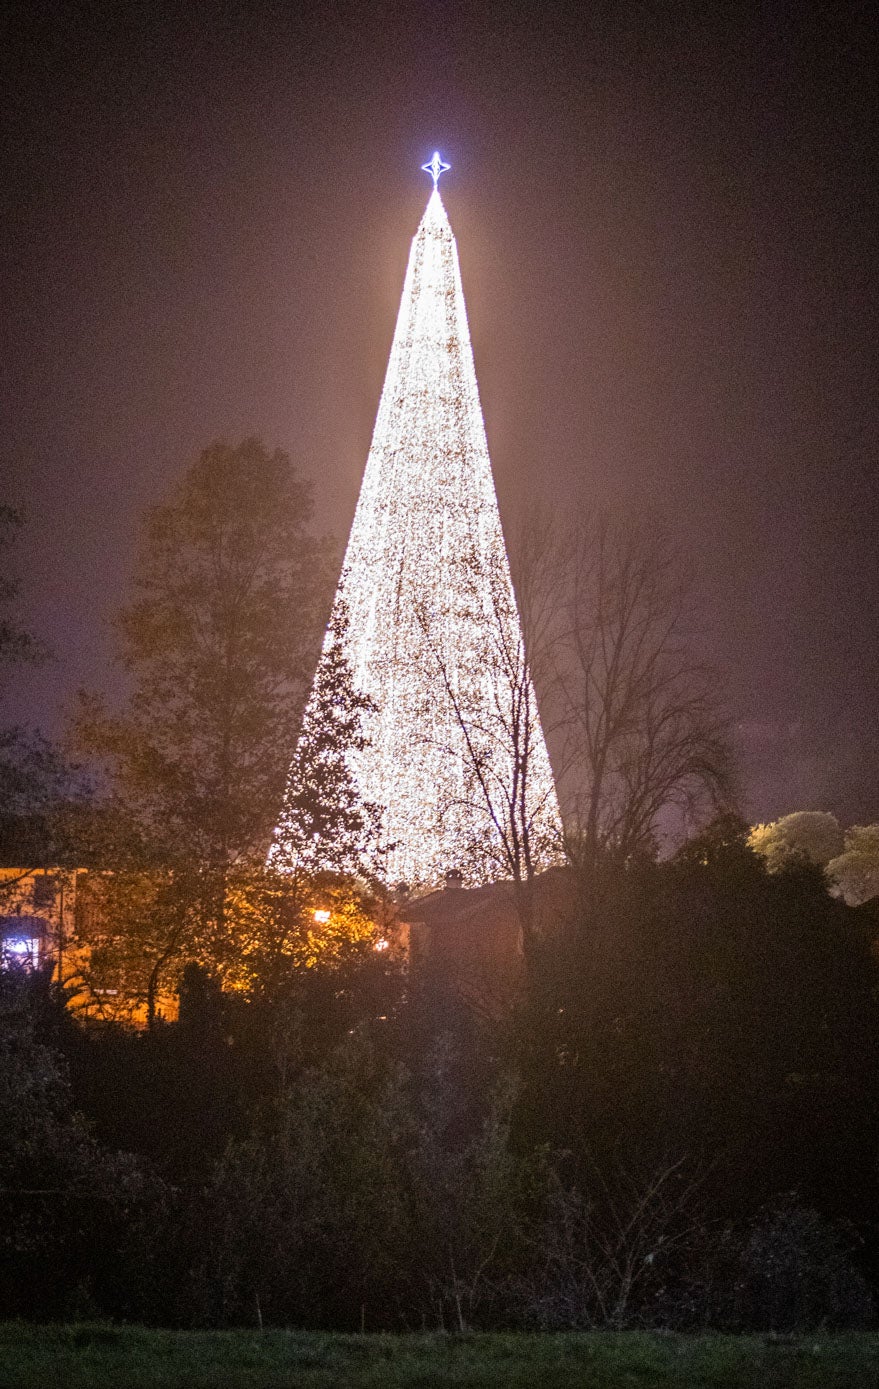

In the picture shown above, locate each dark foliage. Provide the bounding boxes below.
[2,822,878,1330]
[0,505,86,876]
[0,973,155,1320]
[70,440,333,1015]
[516,818,879,1230]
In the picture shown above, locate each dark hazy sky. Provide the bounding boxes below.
[2,0,877,822]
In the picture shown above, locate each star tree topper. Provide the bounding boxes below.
[421,151,450,187]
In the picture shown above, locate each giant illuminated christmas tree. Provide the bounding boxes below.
[272,155,561,887]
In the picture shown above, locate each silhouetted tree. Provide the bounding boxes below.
[0,505,78,895]
[415,534,562,948]
[528,513,735,868]
[270,599,379,880]
[73,440,332,1010]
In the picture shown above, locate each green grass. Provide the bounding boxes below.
[0,1324,878,1389]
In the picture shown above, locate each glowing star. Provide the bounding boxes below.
[421,150,450,187]
[272,165,562,887]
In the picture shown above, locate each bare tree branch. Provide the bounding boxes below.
[520,510,736,871]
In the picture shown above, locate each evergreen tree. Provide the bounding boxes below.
[270,599,378,879]
[219,601,386,1001]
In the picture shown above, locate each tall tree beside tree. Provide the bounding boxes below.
[74,440,331,1010]
[533,513,735,871]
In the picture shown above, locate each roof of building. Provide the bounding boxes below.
[400,866,575,931]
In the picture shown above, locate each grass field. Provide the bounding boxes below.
[1,1324,878,1388]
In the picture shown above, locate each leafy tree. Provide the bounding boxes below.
[218,869,388,1002]
[749,812,879,909]
[748,810,843,872]
[73,439,331,1008]
[827,823,879,907]
[72,867,192,1026]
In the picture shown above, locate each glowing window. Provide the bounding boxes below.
[1,936,40,969]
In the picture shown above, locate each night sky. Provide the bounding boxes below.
[2,0,877,823]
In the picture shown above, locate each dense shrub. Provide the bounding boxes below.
[4,824,879,1331]
[0,977,155,1319]
[721,1204,874,1332]
[168,1038,535,1331]
[657,1203,875,1332]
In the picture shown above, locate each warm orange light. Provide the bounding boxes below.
[313,909,331,924]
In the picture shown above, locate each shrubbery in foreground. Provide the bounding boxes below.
[2,829,878,1332]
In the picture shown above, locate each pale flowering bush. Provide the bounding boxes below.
[748,811,843,874]
[826,824,879,907]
